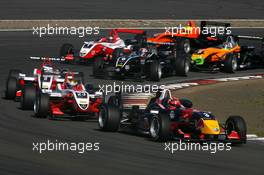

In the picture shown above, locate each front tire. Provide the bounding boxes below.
[226,116,247,144]
[224,53,238,73]
[149,59,162,81]
[150,113,171,142]
[34,93,50,118]
[98,104,121,132]
[20,84,36,110]
[5,77,18,99]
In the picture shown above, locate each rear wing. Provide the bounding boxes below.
[200,21,231,29]
[236,35,264,48]
[110,29,146,36]
[200,21,231,38]
[30,56,65,61]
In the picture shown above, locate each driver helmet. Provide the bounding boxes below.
[109,36,114,42]
[66,76,78,88]
[140,48,148,57]
[168,97,181,107]
[42,65,53,73]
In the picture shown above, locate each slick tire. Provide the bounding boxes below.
[226,116,247,144]
[98,104,121,132]
[176,38,193,54]
[34,93,50,118]
[5,77,18,99]
[8,69,22,79]
[150,113,171,142]
[20,84,36,110]
[224,53,238,73]
[175,55,190,76]
[149,59,162,81]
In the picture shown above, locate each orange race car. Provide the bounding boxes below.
[147,21,231,54]
[191,35,264,72]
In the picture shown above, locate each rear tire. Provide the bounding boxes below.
[5,77,18,99]
[175,55,190,76]
[8,69,22,79]
[224,53,237,73]
[20,84,36,110]
[149,59,162,81]
[98,104,121,132]
[34,93,50,118]
[226,116,247,144]
[150,113,171,142]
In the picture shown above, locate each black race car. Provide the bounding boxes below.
[98,89,247,143]
[93,39,191,81]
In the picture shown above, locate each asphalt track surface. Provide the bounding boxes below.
[0,29,264,175]
[1,0,264,19]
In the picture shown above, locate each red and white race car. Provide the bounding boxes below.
[33,73,103,119]
[5,60,83,110]
[59,29,146,63]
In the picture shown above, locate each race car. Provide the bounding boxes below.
[93,38,191,81]
[33,73,103,119]
[191,35,264,72]
[4,60,83,110]
[60,29,146,64]
[98,89,247,143]
[147,21,231,54]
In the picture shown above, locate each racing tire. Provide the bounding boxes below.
[149,59,162,81]
[108,95,123,115]
[8,69,22,79]
[93,57,105,77]
[175,55,190,76]
[20,84,36,110]
[226,116,247,144]
[224,53,238,73]
[98,104,121,132]
[176,38,194,54]
[150,113,171,142]
[5,77,18,99]
[182,39,192,54]
[34,93,50,118]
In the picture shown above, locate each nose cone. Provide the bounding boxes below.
[201,120,221,135]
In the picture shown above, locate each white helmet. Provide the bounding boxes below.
[43,65,53,73]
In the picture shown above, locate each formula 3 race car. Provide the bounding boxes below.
[60,29,146,64]
[147,21,231,54]
[33,73,103,120]
[4,60,83,110]
[93,38,191,81]
[98,89,247,143]
[191,35,264,72]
